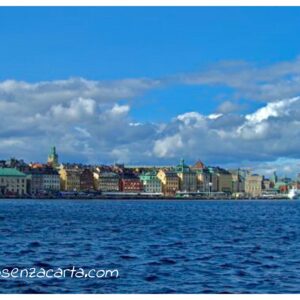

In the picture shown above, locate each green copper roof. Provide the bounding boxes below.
[274,181,288,189]
[139,170,158,181]
[0,168,26,177]
[175,159,191,173]
[49,146,56,155]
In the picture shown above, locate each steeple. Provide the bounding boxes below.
[47,146,59,168]
[271,171,278,184]
[50,146,56,156]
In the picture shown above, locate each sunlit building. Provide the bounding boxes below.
[139,171,162,193]
[157,169,179,196]
[59,166,81,191]
[175,159,197,192]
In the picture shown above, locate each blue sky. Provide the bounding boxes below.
[1,7,300,119]
[1,7,300,175]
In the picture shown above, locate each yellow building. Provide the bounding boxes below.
[59,166,81,191]
[175,159,197,192]
[157,169,179,196]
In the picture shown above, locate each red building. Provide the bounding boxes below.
[120,175,143,192]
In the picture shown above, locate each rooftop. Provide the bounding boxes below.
[0,168,26,177]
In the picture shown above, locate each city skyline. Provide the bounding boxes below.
[0,147,297,180]
[1,7,300,176]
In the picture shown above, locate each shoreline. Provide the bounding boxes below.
[0,196,293,201]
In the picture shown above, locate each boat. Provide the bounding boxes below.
[288,188,299,200]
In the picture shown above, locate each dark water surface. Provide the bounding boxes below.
[0,199,300,293]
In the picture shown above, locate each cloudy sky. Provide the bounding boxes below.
[1,7,300,176]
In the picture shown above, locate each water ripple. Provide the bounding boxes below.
[1,199,300,293]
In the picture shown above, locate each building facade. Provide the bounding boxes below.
[59,167,81,191]
[157,169,179,196]
[0,168,27,196]
[27,167,60,194]
[230,169,245,193]
[94,171,120,192]
[139,171,162,193]
[202,167,219,193]
[215,169,233,193]
[195,169,212,192]
[80,169,94,191]
[120,175,143,192]
[175,159,197,192]
[245,174,263,197]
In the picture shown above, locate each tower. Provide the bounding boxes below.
[271,171,278,184]
[47,146,59,168]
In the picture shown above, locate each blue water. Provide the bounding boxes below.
[0,199,300,293]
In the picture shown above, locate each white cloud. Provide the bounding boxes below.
[150,96,300,176]
[207,113,223,120]
[74,127,91,138]
[153,134,184,158]
[245,97,299,123]
[2,73,300,176]
[50,97,96,120]
[0,77,160,163]
[176,112,206,127]
[110,104,130,116]
[180,56,300,101]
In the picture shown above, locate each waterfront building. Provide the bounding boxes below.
[245,174,263,197]
[59,166,81,191]
[157,169,180,196]
[270,171,278,188]
[0,168,27,196]
[274,181,289,193]
[262,178,271,190]
[195,168,211,192]
[27,166,60,194]
[230,169,245,193]
[205,167,219,193]
[42,169,60,192]
[28,170,43,194]
[47,146,59,168]
[94,171,120,192]
[120,174,143,192]
[175,159,197,192]
[295,174,300,189]
[80,169,95,191]
[139,171,162,193]
[215,168,233,193]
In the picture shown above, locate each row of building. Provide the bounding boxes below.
[0,147,297,197]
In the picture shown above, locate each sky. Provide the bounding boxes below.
[1,7,300,176]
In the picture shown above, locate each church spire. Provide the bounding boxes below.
[47,146,59,168]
